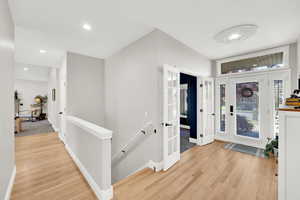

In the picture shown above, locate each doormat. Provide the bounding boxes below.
[224,143,265,158]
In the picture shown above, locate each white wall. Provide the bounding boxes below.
[297,38,300,81]
[15,79,48,114]
[156,30,211,76]
[15,63,49,82]
[105,31,161,182]
[105,29,211,182]
[66,52,105,126]
[0,0,15,199]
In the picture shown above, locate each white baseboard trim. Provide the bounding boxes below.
[65,144,113,200]
[48,119,59,133]
[58,133,65,144]
[189,138,198,144]
[147,160,163,172]
[4,165,16,200]
[180,125,190,129]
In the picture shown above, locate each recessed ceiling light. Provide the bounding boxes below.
[40,49,47,53]
[24,67,29,71]
[228,33,242,41]
[82,23,92,31]
[214,24,258,44]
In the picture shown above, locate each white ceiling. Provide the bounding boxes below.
[9,0,300,67]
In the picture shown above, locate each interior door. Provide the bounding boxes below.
[229,76,267,148]
[200,78,215,145]
[163,64,180,171]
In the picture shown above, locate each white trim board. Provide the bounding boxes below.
[65,144,113,200]
[4,165,16,200]
[180,124,190,129]
[189,138,198,144]
[48,118,59,133]
[66,115,112,140]
[147,160,163,172]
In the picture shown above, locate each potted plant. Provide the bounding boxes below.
[264,136,278,158]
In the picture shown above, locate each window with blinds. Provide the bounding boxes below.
[220,52,284,75]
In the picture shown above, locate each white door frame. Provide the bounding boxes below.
[229,76,265,148]
[199,77,215,145]
[58,61,67,144]
[59,78,66,143]
[215,69,291,148]
[176,68,214,146]
[162,65,214,170]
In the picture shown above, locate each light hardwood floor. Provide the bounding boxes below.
[114,142,277,200]
[12,133,277,200]
[11,133,98,200]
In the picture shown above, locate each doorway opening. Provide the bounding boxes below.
[162,65,214,171]
[215,70,290,148]
[14,65,55,137]
[179,73,197,153]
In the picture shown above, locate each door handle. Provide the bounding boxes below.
[165,123,173,127]
[230,105,234,116]
[230,105,234,113]
[59,112,63,115]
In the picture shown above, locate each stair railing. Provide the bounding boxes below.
[112,122,156,165]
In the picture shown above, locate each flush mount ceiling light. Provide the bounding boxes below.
[82,23,92,31]
[24,67,29,71]
[214,24,258,44]
[40,49,47,53]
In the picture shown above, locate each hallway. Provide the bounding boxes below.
[11,133,97,200]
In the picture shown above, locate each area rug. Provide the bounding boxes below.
[15,120,55,137]
[224,143,265,158]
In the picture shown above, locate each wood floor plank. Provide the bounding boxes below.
[113,141,277,200]
[11,133,98,200]
[11,133,276,200]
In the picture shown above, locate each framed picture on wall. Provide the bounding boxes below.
[52,88,56,101]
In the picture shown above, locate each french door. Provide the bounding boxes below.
[199,78,215,145]
[216,70,290,148]
[163,64,180,171]
[229,76,266,148]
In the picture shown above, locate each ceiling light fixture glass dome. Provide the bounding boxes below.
[214,24,258,43]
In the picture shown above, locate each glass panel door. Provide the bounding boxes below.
[163,64,180,171]
[216,71,290,148]
[220,84,226,132]
[235,82,260,139]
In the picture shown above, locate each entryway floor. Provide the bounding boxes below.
[114,141,277,200]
